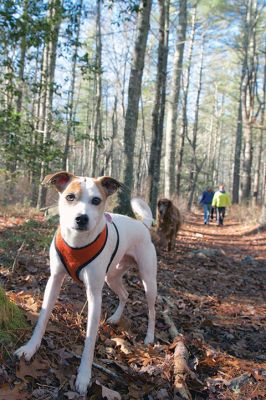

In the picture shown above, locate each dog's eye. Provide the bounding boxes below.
[66,193,76,202]
[91,197,101,205]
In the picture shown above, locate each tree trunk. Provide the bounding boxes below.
[240,0,259,202]
[99,94,118,177]
[241,123,253,200]
[206,86,217,187]
[136,128,145,195]
[110,96,118,177]
[92,0,103,176]
[5,0,29,200]
[16,0,28,117]
[135,97,148,195]
[176,4,197,197]
[232,92,243,203]
[37,0,62,208]
[252,47,266,205]
[187,35,205,210]
[164,0,187,198]
[148,0,170,216]
[115,0,153,215]
[31,45,47,206]
[62,0,83,170]
[252,130,263,205]
[260,162,266,225]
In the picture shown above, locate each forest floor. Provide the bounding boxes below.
[0,210,265,399]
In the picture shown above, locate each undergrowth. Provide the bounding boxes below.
[0,286,28,343]
[0,217,58,268]
[229,204,261,225]
[0,204,40,218]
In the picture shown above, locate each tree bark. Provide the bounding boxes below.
[241,124,253,200]
[16,0,28,117]
[99,94,118,177]
[62,0,83,170]
[115,0,153,215]
[187,35,205,210]
[232,91,244,203]
[240,0,259,202]
[205,86,217,187]
[176,4,197,197]
[252,46,266,205]
[148,0,170,216]
[260,162,266,225]
[135,97,149,195]
[164,0,187,198]
[110,96,118,177]
[92,0,103,176]
[36,0,62,208]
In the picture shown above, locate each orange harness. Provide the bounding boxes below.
[55,222,119,284]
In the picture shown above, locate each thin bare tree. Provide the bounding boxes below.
[36,0,63,208]
[115,0,153,214]
[164,0,187,198]
[148,0,170,216]
[92,0,103,176]
[187,34,205,210]
[62,0,83,171]
[176,4,197,197]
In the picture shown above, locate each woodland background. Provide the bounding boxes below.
[0,2,266,399]
[0,0,265,218]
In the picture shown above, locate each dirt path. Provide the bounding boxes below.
[179,212,266,261]
[0,213,265,399]
[155,212,266,399]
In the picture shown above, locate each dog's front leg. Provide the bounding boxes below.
[15,272,65,360]
[75,282,103,395]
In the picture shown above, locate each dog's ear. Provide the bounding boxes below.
[97,176,123,197]
[42,171,76,192]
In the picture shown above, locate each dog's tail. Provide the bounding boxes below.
[131,197,154,229]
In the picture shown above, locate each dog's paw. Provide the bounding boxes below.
[75,371,92,395]
[14,342,39,361]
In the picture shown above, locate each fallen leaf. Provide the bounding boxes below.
[111,338,132,354]
[227,372,252,389]
[54,347,74,365]
[63,391,80,399]
[156,388,170,400]
[0,383,30,400]
[96,380,121,400]
[16,358,49,381]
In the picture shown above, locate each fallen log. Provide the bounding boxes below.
[159,296,201,399]
[172,337,192,400]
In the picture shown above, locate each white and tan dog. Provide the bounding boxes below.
[15,171,157,394]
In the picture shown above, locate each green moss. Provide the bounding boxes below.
[0,286,28,343]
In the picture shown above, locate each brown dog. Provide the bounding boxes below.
[157,198,181,251]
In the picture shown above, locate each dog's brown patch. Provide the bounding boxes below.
[63,179,82,199]
[156,198,181,251]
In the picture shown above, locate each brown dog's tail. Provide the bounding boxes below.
[131,198,153,229]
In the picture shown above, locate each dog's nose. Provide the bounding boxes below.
[75,214,89,227]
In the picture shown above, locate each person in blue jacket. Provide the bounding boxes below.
[199,187,215,224]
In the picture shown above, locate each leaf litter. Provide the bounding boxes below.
[0,212,265,399]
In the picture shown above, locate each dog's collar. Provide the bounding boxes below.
[55,222,119,284]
